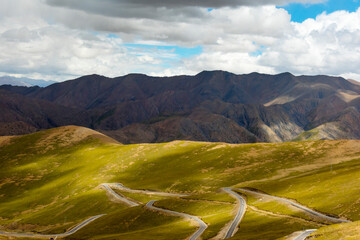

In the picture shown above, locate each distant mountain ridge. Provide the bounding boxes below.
[0,71,359,143]
[0,76,56,87]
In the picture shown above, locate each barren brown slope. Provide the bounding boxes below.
[0,89,90,136]
[36,125,120,146]
[1,71,360,144]
[0,136,15,147]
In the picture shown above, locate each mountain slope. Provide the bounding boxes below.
[0,127,359,239]
[0,89,90,135]
[1,71,359,143]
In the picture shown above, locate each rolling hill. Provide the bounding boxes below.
[0,71,360,144]
[0,126,359,239]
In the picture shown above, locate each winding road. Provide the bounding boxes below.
[238,188,350,224]
[0,214,105,239]
[293,229,317,240]
[101,183,139,207]
[0,183,197,239]
[1,183,347,240]
[108,183,188,197]
[222,188,247,239]
[146,200,207,240]
[103,183,206,240]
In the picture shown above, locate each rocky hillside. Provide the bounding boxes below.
[1,71,359,143]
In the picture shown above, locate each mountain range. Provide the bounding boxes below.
[1,71,359,144]
[0,76,56,87]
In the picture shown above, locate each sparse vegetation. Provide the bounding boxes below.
[308,221,360,240]
[232,208,318,240]
[0,126,359,239]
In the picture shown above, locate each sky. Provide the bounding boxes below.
[0,0,359,82]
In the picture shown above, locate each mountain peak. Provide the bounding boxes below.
[276,72,294,77]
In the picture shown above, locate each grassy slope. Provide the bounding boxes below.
[154,198,234,239]
[308,221,360,240]
[0,127,125,232]
[235,190,323,223]
[231,208,318,240]
[292,128,321,141]
[238,151,360,220]
[0,126,359,239]
[67,206,194,240]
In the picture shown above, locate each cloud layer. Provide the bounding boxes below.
[0,0,359,81]
[46,0,325,10]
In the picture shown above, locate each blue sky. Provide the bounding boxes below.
[123,44,203,70]
[124,44,203,59]
[281,0,360,22]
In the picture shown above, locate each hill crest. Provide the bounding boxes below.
[38,126,120,146]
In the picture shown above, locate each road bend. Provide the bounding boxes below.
[146,200,207,240]
[293,229,317,240]
[222,188,247,239]
[101,183,139,207]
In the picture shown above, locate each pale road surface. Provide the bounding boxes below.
[108,183,189,197]
[293,229,317,240]
[146,200,207,240]
[101,183,139,207]
[239,188,350,224]
[0,214,105,239]
[222,188,247,239]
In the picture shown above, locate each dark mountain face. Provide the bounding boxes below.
[1,71,359,143]
[0,89,90,135]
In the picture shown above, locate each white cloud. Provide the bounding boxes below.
[341,73,360,81]
[157,7,360,80]
[258,8,360,77]
[0,0,359,82]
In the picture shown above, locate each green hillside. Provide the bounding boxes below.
[0,126,359,239]
[308,221,360,239]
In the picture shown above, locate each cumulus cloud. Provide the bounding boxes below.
[0,24,177,81]
[156,7,360,80]
[0,0,359,81]
[259,9,360,77]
